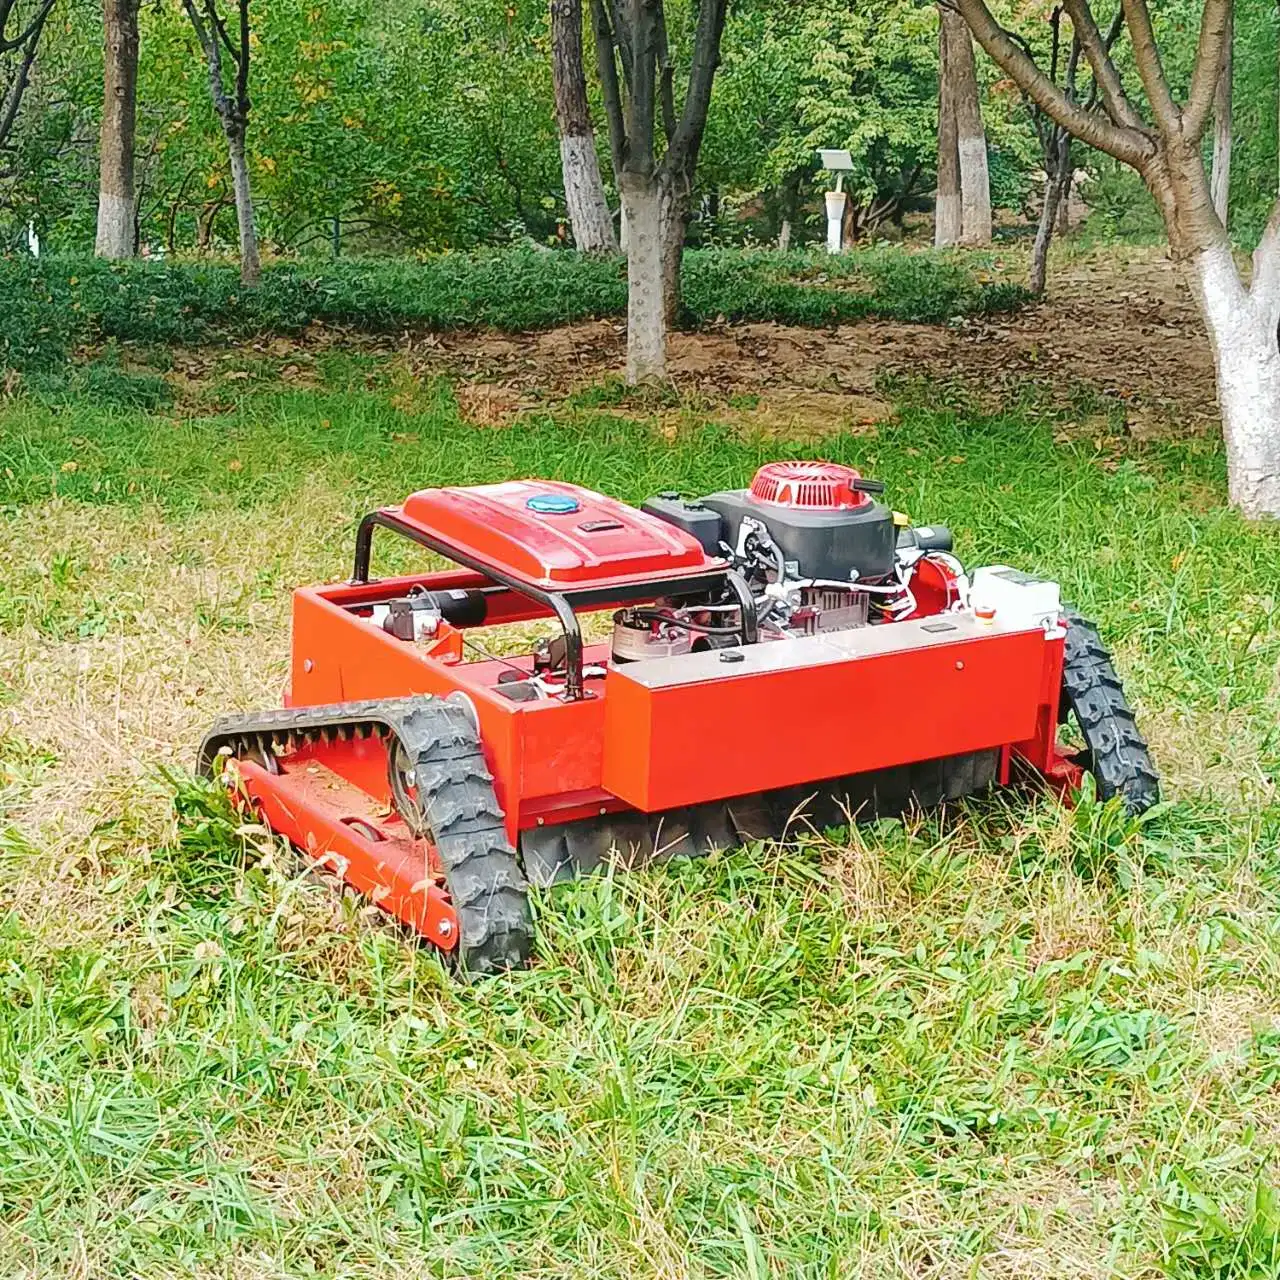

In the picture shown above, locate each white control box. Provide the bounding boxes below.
[969,566,1062,631]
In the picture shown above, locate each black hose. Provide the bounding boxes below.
[630,609,743,636]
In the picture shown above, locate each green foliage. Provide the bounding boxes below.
[1229,0,1280,244]
[4,0,562,255]
[0,247,1027,372]
[1162,1175,1280,1279]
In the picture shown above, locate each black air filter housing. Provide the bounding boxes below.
[699,462,895,581]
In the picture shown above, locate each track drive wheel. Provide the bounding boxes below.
[389,700,533,976]
[1060,611,1160,816]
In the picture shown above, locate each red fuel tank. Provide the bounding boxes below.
[394,480,723,590]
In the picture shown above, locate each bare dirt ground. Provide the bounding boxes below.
[402,246,1215,437]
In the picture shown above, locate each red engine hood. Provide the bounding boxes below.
[393,480,724,591]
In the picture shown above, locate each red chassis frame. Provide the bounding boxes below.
[225,501,1082,955]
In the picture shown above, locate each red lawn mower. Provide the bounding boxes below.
[199,461,1158,974]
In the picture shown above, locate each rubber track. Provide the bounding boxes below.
[199,696,533,975]
[1061,612,1160,816]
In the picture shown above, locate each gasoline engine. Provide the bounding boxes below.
[613,460,966,662]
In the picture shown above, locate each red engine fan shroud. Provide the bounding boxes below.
[749,460,871,510]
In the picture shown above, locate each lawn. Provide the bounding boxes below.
[2,278,1280,1277]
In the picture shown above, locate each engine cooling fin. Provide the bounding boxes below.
[519,749,1000,885]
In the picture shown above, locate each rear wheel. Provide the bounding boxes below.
[387,700,533,975]
[1059,612,1160,816]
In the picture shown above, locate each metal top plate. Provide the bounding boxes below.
[609,612,1042,691]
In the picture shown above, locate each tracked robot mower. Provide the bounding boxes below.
[199,461,1158,973]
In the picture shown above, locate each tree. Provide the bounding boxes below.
[935,9,961,243]
[937,4,991,245]
[590,0,729,383]
[955,0,1280,518]
[551,0,616,252]
[1019,5,1123,295]
[1,0,57,158]
[95,0,139,257]
[792,1,938,240]
[180,0,259,284]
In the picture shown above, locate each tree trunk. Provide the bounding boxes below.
[942,7,992,245]
[1210,6,1232,225]
[1190,243,1280,516]
[1031,177,1060,296]
[1030,133,1071,295]
[227,129,261,286]
[777,168,800,251]
[95,0,139,258]
[660,184,688,330]
[622,175,665,384]
[551,0,616,254]
[1056,167,1072,234]
[935,10,962,247]
[559,135,616,253]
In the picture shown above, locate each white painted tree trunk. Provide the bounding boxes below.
[940,5,991,245]
[1191,244,1280,517]
[95,0,139,258]
[958,133,992,245]
[227,129,261,286]
[1210,9,1233,225]
[560,134,616,253]
[935,11,962,248]
[96,194,134,258]
[621,178,665,384]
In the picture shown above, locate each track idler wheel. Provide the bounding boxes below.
[1060,612,1160,816]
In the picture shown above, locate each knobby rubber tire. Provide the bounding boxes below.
[394,700,533,976]
[1060,612,1160,816]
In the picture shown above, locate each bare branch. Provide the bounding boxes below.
[665,0,727,176]
[1121,0,1180,134]
[235,0,250,117]
[205,0,238,65]
[588,0,627,173]
[654,1,676,143]
[0,0,53,55]
[625,0,658,178]
[0,15,39,143]
[182,0,235,127]
[1183,0,1232,142]
[0,0,52,150]
[954,0,1154,168]
[1063,0,1144,129]
[609,0,633,90]
[181,0,213,60]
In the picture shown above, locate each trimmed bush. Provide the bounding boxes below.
[0,248,1028,372]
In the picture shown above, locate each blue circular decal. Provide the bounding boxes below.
[526,493,580,514]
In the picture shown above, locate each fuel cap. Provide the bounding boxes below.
[526,493,580,514]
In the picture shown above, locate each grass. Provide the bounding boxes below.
[1,316,1280,1277]
[0,245,1027,374]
